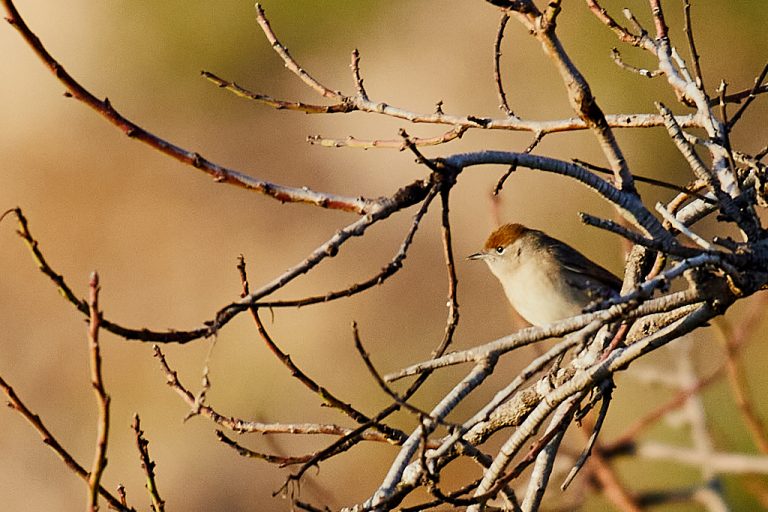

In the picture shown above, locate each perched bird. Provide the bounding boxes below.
[468,223,622,326]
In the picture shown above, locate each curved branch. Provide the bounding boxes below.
[1,0,372,215]
[208,66,700,135]
[443,150,672,243]
[11,175,433,342]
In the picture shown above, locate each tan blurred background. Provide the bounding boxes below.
[1,1,767,510]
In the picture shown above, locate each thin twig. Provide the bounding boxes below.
[10,170,433,342]
[445,150,672,244]
[534,2,637,192]
[713,313,768,454]
[0,375,133,511]
[648,0,670,46]
[254,184,439,308]
[654,202,713,251]
[132,415,165,512]
[153,345,395,442]
[254,3,342,100]
[206,7,702,137]
[250,308,406,443]
[1,1,371,214]
[578,212,694,258]
[275,410,417,497]
[494,132,543,195]
[585,0,647,47]
[350,49,369,100]
[656,102,750,235]
[728,62,768,128]
[86,272,110,512]
[216,430,314,466]
[561,382,613,490]
[717,81,740,180]
[572,158,715,203]
[437,173,461,356]
[710,83,768,107]
[610,48,660,78]
[306,126,468,150]
[352,323,451,426]
[683,0,705,94]
[202,71,351,113]
[493,13,514,116]
[294,500,331,512]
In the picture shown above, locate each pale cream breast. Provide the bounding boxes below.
[485,251,586,326]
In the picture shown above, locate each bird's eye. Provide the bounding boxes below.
[495,246,505,254]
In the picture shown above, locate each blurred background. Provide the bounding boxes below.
[1,0,767,510]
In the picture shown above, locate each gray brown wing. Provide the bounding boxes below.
[540,232,623,293]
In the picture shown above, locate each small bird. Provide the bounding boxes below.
[468,223,622,326]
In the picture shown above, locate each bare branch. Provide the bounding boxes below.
[350,49,369,100]
[86,272,110,512]
[202,71,352,114]
[153,345,395,443]
[494,133,543,194]
[4,0,768,509]
[585,0,648,48]
[610,48,661,78]
[561,383,613,490]
[1,1,371,214]
[0,375,133,511]
[444,151,671,243]
[132,415,165,512]
[307,126,468,150]
[255,3,342,100]
[683,0,706,94]
[216,430,315,466]
[728,62,768,129]
[493,13,514,116]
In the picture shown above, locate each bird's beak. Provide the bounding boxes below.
[467,252,486,261]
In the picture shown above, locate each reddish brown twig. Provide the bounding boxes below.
[132,415,165,512]
[493,13,514,116]
[249,308,407,443]
[0,375,133,511]
[215,430,314,466]
[254,3,341,100]
[1,1,373,214]
[713,296,768,454]
[494,132,544,194]
[201,71,351,114]
[86,272,110,512]
[585,0,647,47]
[153,345,394,443]
[683,0,706,94]
[249,183,438,308]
